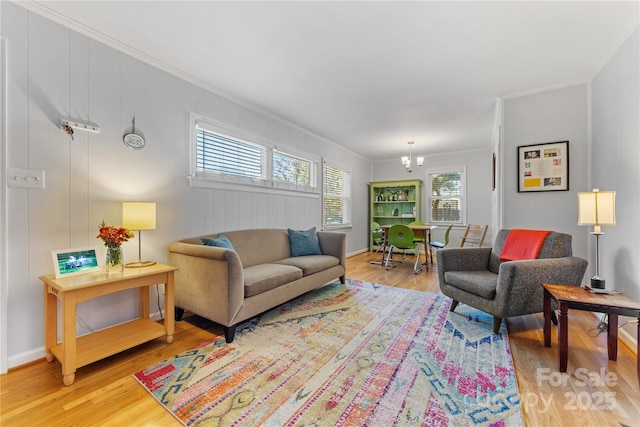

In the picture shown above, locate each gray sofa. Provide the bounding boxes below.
[437,229,588,333]
[167,228,346,342]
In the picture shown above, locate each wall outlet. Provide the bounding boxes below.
[7,168,45,189]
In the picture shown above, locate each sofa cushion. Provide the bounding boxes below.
[243,263,303,297]
[275,255,340,276]
[288,227,322,257]
[444,271,498,300]
[201,234,235,250]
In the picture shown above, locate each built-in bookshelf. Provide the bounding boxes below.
[369,179,422,251]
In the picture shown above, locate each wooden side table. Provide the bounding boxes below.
[542,283,640,384]
[41,263,177,386]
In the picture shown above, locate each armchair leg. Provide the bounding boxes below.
[449,300,459,312]
[175,307,185,321]
[551,310,558,325]
[493,317,502,334]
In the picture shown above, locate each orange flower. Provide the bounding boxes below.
[97,221,134,248]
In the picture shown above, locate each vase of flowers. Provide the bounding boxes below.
[97,221,134,274]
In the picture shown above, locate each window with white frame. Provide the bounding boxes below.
[428,168,465,224]
[322,161,352,229]
[192,115,318,194]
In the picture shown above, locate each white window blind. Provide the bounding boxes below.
[428,170,464,224]
[323,163,351,228]
[196,127,265,180]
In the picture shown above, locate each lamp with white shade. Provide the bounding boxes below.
[577,189,616,289]
[122,202,156,268]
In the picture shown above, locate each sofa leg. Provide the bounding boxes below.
[224,325,237,343]
[340,276,345,284]
[551,310,558,325]
[449,300,459,312]
[493,317,502,334]
[175,307,185,321]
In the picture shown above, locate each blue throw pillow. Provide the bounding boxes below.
[288,227,322,257]
[201,234,235,250]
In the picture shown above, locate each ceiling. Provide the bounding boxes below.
[24,1,640,161]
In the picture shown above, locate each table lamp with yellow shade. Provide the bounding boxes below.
[122,202,156,267]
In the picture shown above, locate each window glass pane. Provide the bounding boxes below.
[273,151,311,186]
[429,170,463,223]
[323,164,351,227]
[196,128,264,179]
[431,173,461,196]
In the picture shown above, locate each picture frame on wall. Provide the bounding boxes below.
[51,247,102,279]
[517,141,569,192]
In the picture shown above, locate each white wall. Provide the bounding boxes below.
[1,3,371,368]
[372,147,493,246]
[502,84,590,262]
[591,27,639,337]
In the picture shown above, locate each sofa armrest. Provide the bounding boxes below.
[318,231,346,263]
[167,242,245,324]
[494,256,588,315]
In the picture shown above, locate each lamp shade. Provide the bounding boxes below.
[577,190,616,226]
[122,202,156,230]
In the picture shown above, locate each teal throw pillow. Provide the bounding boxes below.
[288,227,322,257]
[201,234,235,250]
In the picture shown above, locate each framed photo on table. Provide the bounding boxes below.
[518,141,569,192]
[51,247,102,278]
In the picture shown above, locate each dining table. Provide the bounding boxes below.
[378,224,437,269]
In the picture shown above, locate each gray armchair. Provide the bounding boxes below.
[437,229,588,333]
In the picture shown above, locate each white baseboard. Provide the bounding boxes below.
[7,310,166,370]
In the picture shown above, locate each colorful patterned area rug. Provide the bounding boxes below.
[134,279,524,426]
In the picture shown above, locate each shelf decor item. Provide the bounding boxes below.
[51,247,102,279]
[97,221,134,274]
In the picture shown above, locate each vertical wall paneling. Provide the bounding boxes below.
[1,33,8,373]
[3,3,370,367]
[591,27,639,340]
[502,84,589,263]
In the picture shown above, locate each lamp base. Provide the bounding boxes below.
[125,260,156,268]
[590,277,605,289]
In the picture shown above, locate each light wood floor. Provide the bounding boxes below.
[1,251,638,426]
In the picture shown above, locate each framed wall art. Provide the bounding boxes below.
[51,247,102,278]
[517,141,569,192]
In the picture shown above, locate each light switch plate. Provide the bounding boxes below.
[7,168,45,189]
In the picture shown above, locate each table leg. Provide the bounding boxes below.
[607,313,618,361]
[380,229,389,265]
[44,285,57,362]
[543,289,551,347]
[140,286,150,319]
[558,301,568,372]
[62,292,77,386]
[165,272,175,344]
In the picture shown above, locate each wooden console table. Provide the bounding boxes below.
[41,263,177,386]
[542,283,640,384]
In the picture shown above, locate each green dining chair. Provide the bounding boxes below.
[384,224,424,274]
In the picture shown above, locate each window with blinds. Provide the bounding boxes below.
[196,128,265,179]
[323,163,352,228]
[193,117,319,194]
[428,169,465,224]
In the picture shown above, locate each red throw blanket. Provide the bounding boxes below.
[499,229,551,261]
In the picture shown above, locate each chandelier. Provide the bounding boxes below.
[401,141,424,172]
